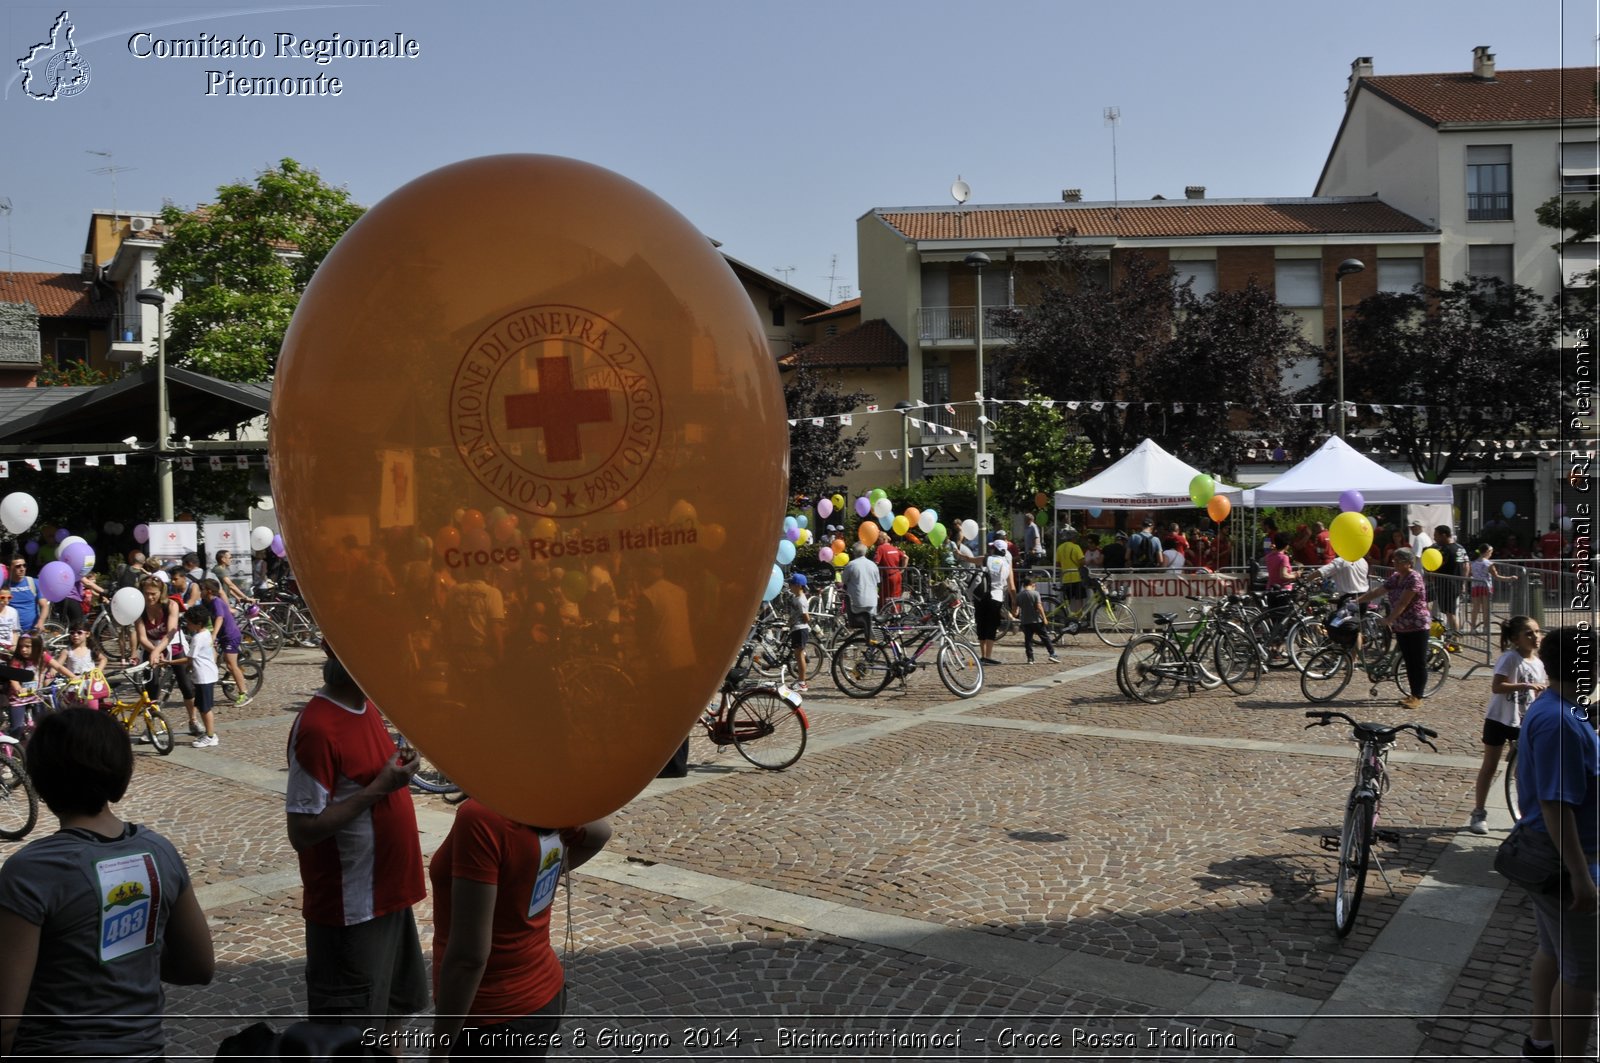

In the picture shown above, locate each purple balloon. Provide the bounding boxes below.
[53,528,69,543]
[784,526,800,542]
[22,540,38,556]
[271,534,286,558]
[1338,489,1364,513]
[855,496,871,518]
[60,542,93,573]
[132,524,149,544]
[38,560,75,602]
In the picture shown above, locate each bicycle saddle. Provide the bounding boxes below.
[1351,722,1401,744]
[1152,612,1177,625]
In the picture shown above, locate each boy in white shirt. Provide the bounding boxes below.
[182,605,220,748]
[0,588,19,653]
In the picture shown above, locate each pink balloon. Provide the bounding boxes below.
[132,524,150,544]
[816,498,833,519]
[817,546,833,563]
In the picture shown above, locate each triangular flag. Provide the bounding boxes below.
[1067,401,1080,410]
[873,451,882,460]
[787,419,797,426]
[889,449,898,459]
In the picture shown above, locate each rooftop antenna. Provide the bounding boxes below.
[86,150,136,226]
[1103,106,1121,219]
[774,266,796,283]
[824,254,842,305]
[0,198,11,276]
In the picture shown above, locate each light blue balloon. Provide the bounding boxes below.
[1088,507,1103,518]
[763,564,784,601]
[783,515,798,531]
[776,539,796,565]
[1501,500,1516,519]
[796,514,808,529]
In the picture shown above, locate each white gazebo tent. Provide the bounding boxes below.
[1250,436,1454,506]
[1053,438,1246,510]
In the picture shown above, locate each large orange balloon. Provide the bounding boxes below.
[1206,495,1231,522]
[271,155,788,826]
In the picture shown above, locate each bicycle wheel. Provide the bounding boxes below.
[1391,641,1451,699]
[1286,618,1329,672]
[1250,617,1293,670]
[40,619,69,656]
[409,755,461,795]
[729,689,807,770]
[831,634,893,698]
[1503,742,1521,822]
[1301,646,1354,703]
[0,745,39,841]
[1091,598,1139,647]
[935,638,984,698]
[91,611,134,663]
[220,639,267,705]
[145,709,174,755]
[1119,635,1181,704]
[243,615,287,660]
[748,625,790,678]
[1215,622,1261,695]
[1334,794,1374,937]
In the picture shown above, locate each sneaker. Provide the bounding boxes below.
[1468,809,1489,835]
[193,735,218,748]
[794,682,808,692]
[234,693,249,706]
[1048,655,1060,664]
[1026,656,1035,664]
[980,657,1001,665]
[188,722,203,737]
[1521,1036,1555,1059]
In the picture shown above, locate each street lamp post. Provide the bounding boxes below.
[1334,258,1365,438]
[893,400,915,489]
[966,252,991,538]
[135,288,174,522]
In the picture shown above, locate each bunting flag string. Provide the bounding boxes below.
[0,453,270,475]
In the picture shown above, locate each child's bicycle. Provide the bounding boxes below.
[700,654,807,770]
[0,724,38,841]
[101,663,175,754]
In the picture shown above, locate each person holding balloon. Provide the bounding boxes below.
[1357,548,1431,711]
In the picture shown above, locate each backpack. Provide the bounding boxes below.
[1130,532,1160,567]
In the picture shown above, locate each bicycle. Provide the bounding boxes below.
[1037,570,1139,647]
[1116,597,1260,703]
[830,597,983,700]
[1502,737,1523,822]
[1299,626,1451,704]
[699,655,807,770]
[384,719,466,801]
[0,726,39,841]
[103,663,175,754]
[257,584,323,648]
[1305,709,1439,936]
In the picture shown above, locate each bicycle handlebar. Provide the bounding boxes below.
[1304,710,1439,751]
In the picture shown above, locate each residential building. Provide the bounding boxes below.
[722,253,832,358]
[1316,47,1599,300]
[0,271,116,386]
[851,192,1439,485]
[83,208,171,368]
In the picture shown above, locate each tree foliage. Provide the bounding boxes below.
[1341,278,1560,483]
[1536,192,1599,315]
[992,241,1314,475]
[781,364,872,501]
[155,158,364,382]
[989,393,1090,513]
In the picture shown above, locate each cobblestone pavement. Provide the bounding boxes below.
[1,637,1591,1061]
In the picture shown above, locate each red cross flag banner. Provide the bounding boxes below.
[271,155,788,828]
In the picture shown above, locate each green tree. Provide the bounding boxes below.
[1342,278,1560,483]
[1536,192,1598,315]
[782,363,872,501]
[989,392,1090,513]
[993,241,1312,475]
[155,158,364,381]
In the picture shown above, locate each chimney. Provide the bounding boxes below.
[1061,188,1082,203]
[1185,185,1206,200]
[1346,56,1374,105]
[1472,45,1496,80]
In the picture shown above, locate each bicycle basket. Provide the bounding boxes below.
[1326,620,1359,648]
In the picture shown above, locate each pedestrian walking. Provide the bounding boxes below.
[1466,616,1545,835]
[842,544,879,643]
[1015,575,1058,665]
[782,573,811,691]
[1358,548,1430,710]
[285,649,427,1040]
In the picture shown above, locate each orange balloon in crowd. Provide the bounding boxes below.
[1206,495,1231,522]
[858,521,880,546]
[903,506,921,528]
[271,155,788,827]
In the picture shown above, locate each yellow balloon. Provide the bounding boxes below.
[891,515,909,536]
[832,551,848,568]
[795,528,810,546]
[1421,546,1443,571]
[1328,511,1373,562]
[272,155,787,826]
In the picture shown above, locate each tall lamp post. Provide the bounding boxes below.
[1334,258,1365,438]
[894,400,915,488]
[965,251,991,538]
[135,288,174,522]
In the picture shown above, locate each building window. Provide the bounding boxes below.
[1177,261,1217,298]
[1466,145,1512,221]
[771,303,785,327]
[1560,141,1600,193]
[54,338,88,365]
[1274,260,1321,307]
[1467,244,1514,286]
[1376,258,1425,295]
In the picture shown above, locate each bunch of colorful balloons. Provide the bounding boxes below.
[250,525,288,558]
[765,514,814,600]
[816,489,951,558]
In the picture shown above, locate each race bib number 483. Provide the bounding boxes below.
[95,853,162,961]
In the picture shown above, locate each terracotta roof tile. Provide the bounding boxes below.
[1361,67,1599,126]
[876,198,1432,241]
[0,272,113,319]
[800,297,861,323]
[779,319,906,370]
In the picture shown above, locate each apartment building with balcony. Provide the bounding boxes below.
[1316,47,1599,301]
[0,271,116,385]
[851,190,1439,485]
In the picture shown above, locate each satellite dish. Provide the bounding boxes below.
[951,177,970,205]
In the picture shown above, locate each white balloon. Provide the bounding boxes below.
[872,497,893,520]
[58,536,86,552]
[250,526,275,552]
[0,493,37,535]
[110,586,146,626]
[960,519,979,541]
[918,509,937,533]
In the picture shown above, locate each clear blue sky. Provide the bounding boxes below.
[2,0,1595,302]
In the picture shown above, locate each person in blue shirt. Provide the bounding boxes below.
[4,559,48,635]
[1512,625,1597,1062]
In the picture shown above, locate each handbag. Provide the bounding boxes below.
[1493,823,1564,894]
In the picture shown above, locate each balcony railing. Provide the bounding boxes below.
[1466,192,1512,221]
[917,305,1026,343]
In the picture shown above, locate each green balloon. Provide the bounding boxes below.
[869,488,887,503]
[929,522,947,547]
[1188,473,1215,508]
